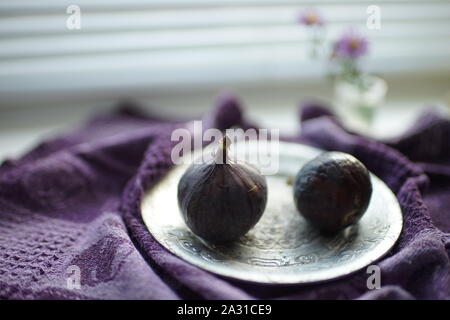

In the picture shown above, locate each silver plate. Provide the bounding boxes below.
[141,141,402,284]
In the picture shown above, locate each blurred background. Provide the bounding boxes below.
[1,0,450,159]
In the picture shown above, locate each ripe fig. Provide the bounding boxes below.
[293,152,372,233]
[177,137,267,243]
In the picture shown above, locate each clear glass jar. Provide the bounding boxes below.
[334,75,388,133]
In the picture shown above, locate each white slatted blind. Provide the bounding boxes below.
[1,0,450,106]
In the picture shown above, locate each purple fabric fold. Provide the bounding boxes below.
[0,98,449,300]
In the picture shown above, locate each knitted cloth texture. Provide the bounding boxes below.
[0,96,449,300]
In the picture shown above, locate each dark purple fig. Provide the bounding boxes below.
[293,152,372,233]
[177,137,267,243]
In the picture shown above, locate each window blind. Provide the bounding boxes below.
[1,0,449,106]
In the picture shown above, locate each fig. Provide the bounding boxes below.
[293,151,372,233]
[177,136,267,243]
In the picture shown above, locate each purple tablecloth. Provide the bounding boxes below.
[0,96,449,299]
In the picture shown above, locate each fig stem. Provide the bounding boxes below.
[218,135,231,164]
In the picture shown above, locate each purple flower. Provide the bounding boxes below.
[332,31,369,59]
[298,9,324,26]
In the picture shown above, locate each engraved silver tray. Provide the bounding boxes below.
[141,141,402,284]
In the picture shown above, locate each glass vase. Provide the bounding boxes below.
[334,75,388,133]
